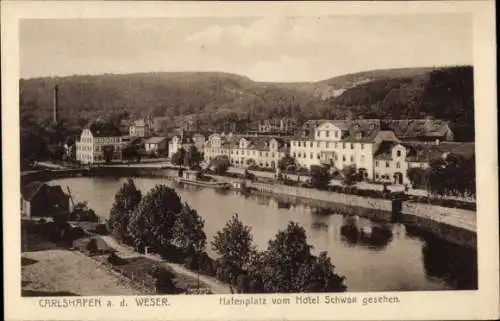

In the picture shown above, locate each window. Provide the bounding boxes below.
[361,144,364,150]
[265,152,268,157]
[293,152,296,158]
[342,155,346,161]
[350,155,354,162]
[386,161,390,168]
[326,142,330,148]
[342,143,346,149]
[310,142,313,148]
[350,143,354,150]
[335,154,338,161]
[298,141,301,147]
[375,173,380,179]
[317,142,320,147]
[326,131,330,137]
[335,142,338,149]
[396,162,401,168]
[317,153,320,159]
[361,155,365,163]
[396,150,402,157]
[317,131,321,138]
[335,131,339,138]
[375,161,379,167]
[272,152,275,157]
[259,151,262,156]
[310,153,313,159]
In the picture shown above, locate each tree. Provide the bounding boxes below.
[406,167,428,189]
[127,184,183,251]
[208,156,230,175]
[184,145,203,169]
[211,214,255,270]
[171,148,186,166]
[310,165,331,190]
[108,179,142,242]
[342,165,362,186]
[278,154,296,171]
[172,203,207,253]
[255,222,346,293]
[426,153,476,198]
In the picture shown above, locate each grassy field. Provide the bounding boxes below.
[22,249,142,296]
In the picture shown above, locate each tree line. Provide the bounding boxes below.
[20,66,474,141]
[107,179,347,293]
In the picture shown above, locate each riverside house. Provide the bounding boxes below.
[21,181,70,218]
[204,133,290,169]
[76,121,123,164]
[168,130,206,159]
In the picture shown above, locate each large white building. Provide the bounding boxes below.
[204,134,290,169]
[199,119,472,186]
[76,122,123,164]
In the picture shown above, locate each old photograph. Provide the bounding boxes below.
[3,1,498,320]
[18,14,479,296]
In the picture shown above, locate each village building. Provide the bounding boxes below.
[21,181,70,218]
[258,118,297,135]
[144,136,168,156]
[168,130,206,158]
[129,117,153,137]
[204,133,290,169]
[75,121,123,164]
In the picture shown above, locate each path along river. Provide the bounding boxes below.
[50,176,477,292]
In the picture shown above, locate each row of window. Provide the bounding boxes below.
[293,152,366,163]
[316,130,340,138]
[78,145,120,152]
[375,160,401,168]
[292,141,365,150]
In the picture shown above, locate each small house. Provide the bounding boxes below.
[144,136,168,156]
[21,181,71,218]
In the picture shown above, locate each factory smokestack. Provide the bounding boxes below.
[53,85,59,125]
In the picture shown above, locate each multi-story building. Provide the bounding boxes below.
[129,117,153,137]
[258,118,297,134]
[204,134,290,169]
[202,118,469,186]
[373,141,474,185]
[76,121,123,164]
[168,130,206,158]
[291,120,401,179]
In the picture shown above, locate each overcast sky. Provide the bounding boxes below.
[19,15,472,82]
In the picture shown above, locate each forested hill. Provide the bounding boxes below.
[19,66,474,141]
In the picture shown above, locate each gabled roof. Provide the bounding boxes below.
[145,136,167,144]
[405,142,475,162]
[21,181,45,201]
[86,121,122,137]
[383,119,452,139]
[21,182,68,202]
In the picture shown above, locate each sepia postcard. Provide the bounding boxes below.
[2,1,499,320]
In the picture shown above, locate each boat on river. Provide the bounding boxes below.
[176,170,231,190]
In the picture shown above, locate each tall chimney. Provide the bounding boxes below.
[53,85,59,125]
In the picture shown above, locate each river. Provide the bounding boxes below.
[50,176,477,292]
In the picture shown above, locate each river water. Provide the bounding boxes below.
[50,176,477,292]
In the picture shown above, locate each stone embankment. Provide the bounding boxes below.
[21,165,476,248]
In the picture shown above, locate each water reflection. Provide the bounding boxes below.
[340,216,394,250]
[49,177,477,291]
[422,234,478,290]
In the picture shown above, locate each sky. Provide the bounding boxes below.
[19,15,472,82]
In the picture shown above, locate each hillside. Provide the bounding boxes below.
[19,66,474,141]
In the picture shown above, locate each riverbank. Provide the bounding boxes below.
[21,166,476,249]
